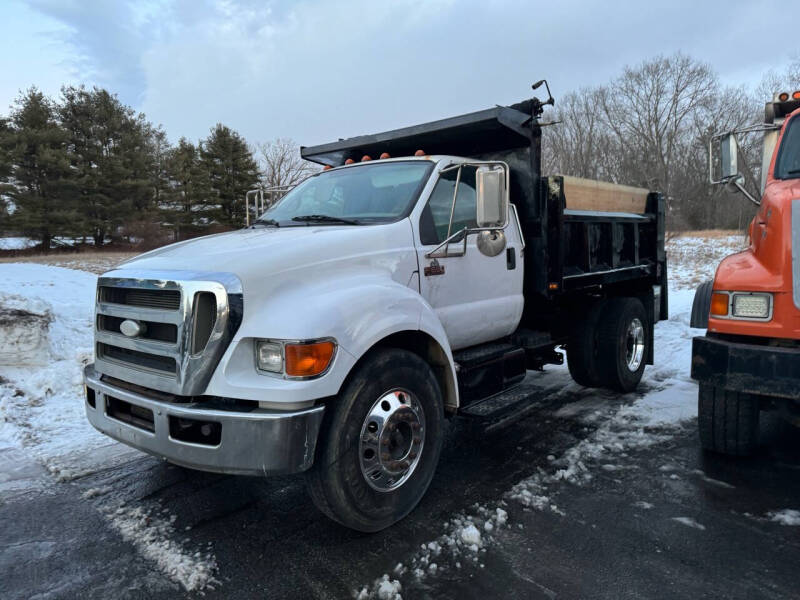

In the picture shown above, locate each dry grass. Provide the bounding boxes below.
[0,251,139,274]
[669,229,746,239]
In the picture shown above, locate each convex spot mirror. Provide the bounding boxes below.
[476,166,508,228]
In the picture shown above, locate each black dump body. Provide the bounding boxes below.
[301,97,668,333]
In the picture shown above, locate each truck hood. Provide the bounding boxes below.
[114,221,418,294]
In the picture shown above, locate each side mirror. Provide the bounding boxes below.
[476,166,507,228]
[719,134,739,181]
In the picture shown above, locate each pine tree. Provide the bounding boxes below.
[5,88,77,248]
[162,138,213,241]
[200,124,260,227]
[59,86,154,245]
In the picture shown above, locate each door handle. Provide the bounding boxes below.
[506,247,516,270]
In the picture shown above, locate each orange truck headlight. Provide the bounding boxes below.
[710,292,729,317]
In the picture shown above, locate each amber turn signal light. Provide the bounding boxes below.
[710,292,729,317]
[793,91,800,100]
[285,341,335,377]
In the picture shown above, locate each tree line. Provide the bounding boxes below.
[1,53,798,248]
[0,86,314,249]
[542,53,800,231]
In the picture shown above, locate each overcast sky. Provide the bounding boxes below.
[1,0,797,147]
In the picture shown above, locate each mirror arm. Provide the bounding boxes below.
[425,227,468,259]
[731,177,761,206]
[444,165,463,255]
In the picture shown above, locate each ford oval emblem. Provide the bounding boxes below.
[120,319,142,338]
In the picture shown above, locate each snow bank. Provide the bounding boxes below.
[0,264,133,480]
[0,293,52,365]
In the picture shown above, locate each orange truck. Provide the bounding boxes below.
[691,89,800,455]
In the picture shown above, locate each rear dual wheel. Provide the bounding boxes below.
[567,297,649,392]
[306,348,444,532]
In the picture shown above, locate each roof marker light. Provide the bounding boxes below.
[414,149,425,156]
[379,152,390,159]
[793,91,800,100]
[323,165,332,170]
[344,158,355,165]
[361,155,372,162]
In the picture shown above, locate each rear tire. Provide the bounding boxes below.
[306,348,444,532]
[567,300,608,388]
[698,383,759,456]
[597,298,649,393]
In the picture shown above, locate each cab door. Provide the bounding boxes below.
[415,164,524,350]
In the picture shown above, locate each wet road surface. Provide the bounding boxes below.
[2,372,799,599]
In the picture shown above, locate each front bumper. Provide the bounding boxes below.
[691,335,800,401]
[83,364,325,475]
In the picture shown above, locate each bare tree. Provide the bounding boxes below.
[257,138,318,192]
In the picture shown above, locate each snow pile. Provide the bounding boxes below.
[355,506,509,599]
[0,264,135,480]
[767,509,800,526]
[103,504,219,592]
[0,293,52,365]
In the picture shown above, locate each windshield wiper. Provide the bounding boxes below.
[251,219,280,228]
[291,214,360,225]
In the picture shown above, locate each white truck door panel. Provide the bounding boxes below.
[415,164,524,350]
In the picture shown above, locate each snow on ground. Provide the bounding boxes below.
[0,237,36,250]
[767,509,800,526]
[0,264,133,480]
[0,262,218,592]
[102,503,219,592]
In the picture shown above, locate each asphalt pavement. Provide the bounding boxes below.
[2,374,799,600]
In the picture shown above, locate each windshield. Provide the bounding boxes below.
[776,116,800,179]
[257,160,434,225]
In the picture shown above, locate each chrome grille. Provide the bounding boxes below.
[100,286,181,310]
[93,270,242,396]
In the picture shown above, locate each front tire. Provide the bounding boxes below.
[306,348,444,532]
[698,383,759,456]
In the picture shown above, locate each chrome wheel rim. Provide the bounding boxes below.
[626,317,645,372]
[358,389,425,492]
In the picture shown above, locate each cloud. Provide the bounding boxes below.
[9,0,800,147]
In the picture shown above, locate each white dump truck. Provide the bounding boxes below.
[84,86,667,531]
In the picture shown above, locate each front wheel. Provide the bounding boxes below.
[698,383,759,456]
[305,348,444,532]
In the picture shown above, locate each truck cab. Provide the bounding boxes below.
[691,90,800,455]
[84,90,667,531]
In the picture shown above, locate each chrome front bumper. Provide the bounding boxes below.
[83,364,325,476]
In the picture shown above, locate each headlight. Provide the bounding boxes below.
[256,341,283,373]
[255,339,336,378]
[711,291,772,320]
[731,293,771,319]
